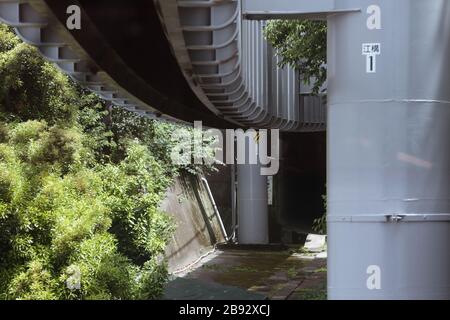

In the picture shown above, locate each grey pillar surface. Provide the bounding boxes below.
[237,135,269,244]
[327,0,450,299]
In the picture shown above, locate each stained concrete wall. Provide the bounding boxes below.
[162,174,226,273]
[204,166,233,235]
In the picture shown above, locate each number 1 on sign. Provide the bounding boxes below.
[366,55,376,73]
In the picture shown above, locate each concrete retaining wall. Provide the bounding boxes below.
[162,173,226,273]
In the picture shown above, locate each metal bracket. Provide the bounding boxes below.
[385,214,406,223]
[328,213,450,223]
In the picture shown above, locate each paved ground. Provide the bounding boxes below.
[163,277,267,300]
[164,235,327,300]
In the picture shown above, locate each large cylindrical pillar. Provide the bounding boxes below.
[237,162,269,244]
[236,132,269,244]
[328,0,450,299]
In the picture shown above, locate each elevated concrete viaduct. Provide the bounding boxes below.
[1,0,449,299]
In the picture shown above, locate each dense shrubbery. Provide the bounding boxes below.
[0,24,211,299]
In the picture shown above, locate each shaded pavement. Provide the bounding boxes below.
[164,236,327,300]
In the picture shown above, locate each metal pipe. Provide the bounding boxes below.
[231,163,237,242]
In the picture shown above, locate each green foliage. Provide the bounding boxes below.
[109,109,221,175]
[0,120,174,300]
[76,94,114,164]
[0,25,19,52]
[66,234,137,300]
[8,259,60,300]
[0,26,78,124]
[0,24,218,300]
[265,20,327,94]
[9,121,85,174]
[312,195,327,235]
[101,141,175,264]
[166,124,224,176]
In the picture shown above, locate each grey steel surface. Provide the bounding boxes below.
[237,161,269,244]
[237,135,269,244]
[327,0,450,299]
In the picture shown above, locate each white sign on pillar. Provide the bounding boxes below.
[362,43,381,73]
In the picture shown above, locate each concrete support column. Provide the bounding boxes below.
[327,0,450,299]
[237,133,269,244]
[237,163,268,244]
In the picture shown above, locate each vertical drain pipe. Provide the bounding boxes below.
[231,163,237,242]
[328,0,450,299]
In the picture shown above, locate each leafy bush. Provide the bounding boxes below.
[101,141,174,265]
[0,25,212,300]
[109,109,222,175]
[0,21,222,300]
[8,259,60,300]
[0,40,78,124]
[0,121,174,299]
